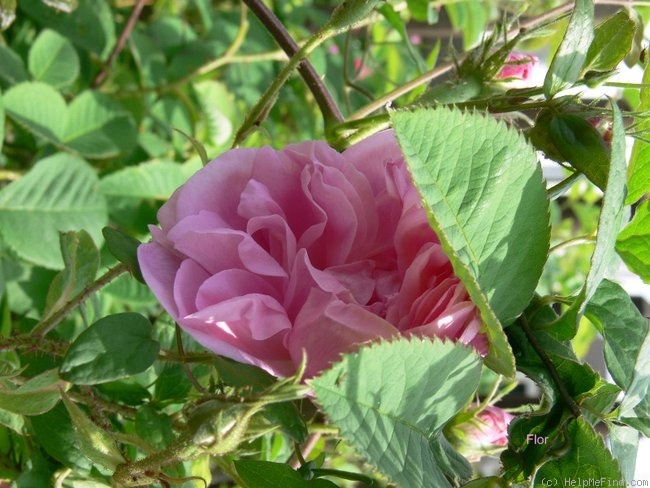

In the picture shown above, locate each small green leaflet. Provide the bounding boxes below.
[59,312,160,384]
[544,0,594,97]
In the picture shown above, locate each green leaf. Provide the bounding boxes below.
[543,0,594,98]
[406,0,436,23]
[102,227,144,283]
[310,338,481,488]
[0,368,65,416]
[193,80,235,150]
[532,418,622,486]
[0,45,27,85]
[584,10,636,73]
[391,107,550,376]
[62,90,137,158]
[30,403,93,472]
[3,83,136,158]
[3,82,65,143]
[551,102,628,339]
[445,1,488,50]
[585,280,650,418]
[59,312,160,384]
[0,407,24,433]
[616,200,650,283]
[60,390,125,470]
[153,364,192,404]
[42,230,99,321]
[548,113,609,190]
[28,29,80,88]
[581,103,627,305]
[21,0,115,59]
[0,153,107,269]
[99,160,188,200]
[609,424,639,483]
[627,60,650,204]
[135,404,174,449]
[235,460,339,488]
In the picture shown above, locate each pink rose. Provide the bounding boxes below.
[456,406,513,461]
[138,131,487,378]
[497,53,539,81]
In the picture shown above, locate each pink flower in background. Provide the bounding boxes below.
[458,406,513,461]
[497,52,539,81]
[138,131,487,378]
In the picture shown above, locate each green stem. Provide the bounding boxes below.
[243,0,343,127]
[518,316,582,418]
[547,171,583,199]
[233,30,331,146]
[548,234,596,254]
[31,263,128,337]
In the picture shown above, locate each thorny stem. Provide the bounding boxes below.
[243,0,343,125]
[31,263,128,337]
[93,0,147,87]
[518,315,582,418]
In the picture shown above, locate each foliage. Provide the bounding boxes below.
[1,0,649,487]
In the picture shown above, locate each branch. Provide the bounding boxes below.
[93,0,147,87]
[31,263,128,337]
[242,0,343,126]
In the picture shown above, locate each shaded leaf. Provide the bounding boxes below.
[102,227,144,283]
[235,460,338,488]
[548,113,609,190]
[584,10,636,73]
[30,403,93,472]
[0,45,27,85]
[60,312,159,384]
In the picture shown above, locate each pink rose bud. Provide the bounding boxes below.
[497,53,538,81]
[138,132,487,378]
[457,406,513,461]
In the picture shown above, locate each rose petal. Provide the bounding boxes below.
[287,288,397,378]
